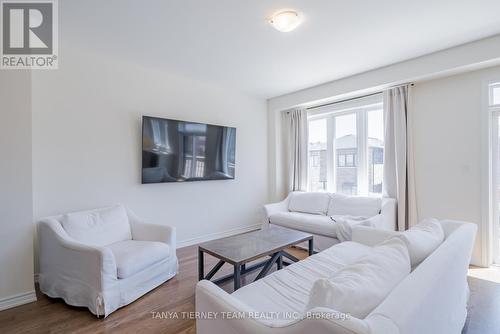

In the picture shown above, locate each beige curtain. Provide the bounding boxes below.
[284,108,308,192]
[383,85,418,230]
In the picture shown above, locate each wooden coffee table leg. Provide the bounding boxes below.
[277,253,283,270]
[234,264,241,290]
[308,238,314,256]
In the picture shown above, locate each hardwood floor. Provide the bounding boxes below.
[463,267,500,334]
[0,246,499,334]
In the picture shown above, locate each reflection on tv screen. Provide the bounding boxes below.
[142,116,236,184]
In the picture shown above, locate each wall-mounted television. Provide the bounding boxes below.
[142,116,236,184]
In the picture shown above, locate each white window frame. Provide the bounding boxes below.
[489,83,500,107]
[487,82,500,265]
[492,110,500,264]
[307,94,383,196]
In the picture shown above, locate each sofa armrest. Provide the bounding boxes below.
[38,219,117,291]
[263,195,291,228]
[351,225,399,247]
[128,211,176,249]
[363,214,382,228]
[379,197,397,230]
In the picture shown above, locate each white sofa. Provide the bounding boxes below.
[264,192,397,251]
[196,220,476,334]
[38,204,178,317]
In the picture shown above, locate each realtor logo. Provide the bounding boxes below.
[1,0,58,69]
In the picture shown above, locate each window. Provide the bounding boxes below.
[307,119,327,191]
[489,82,500,264]
[335,112,358,194]
[368,109,384,194]
[337,154,346,167]
[183,135,206,178]
[307,94,384,196]
[311,153,320,167]
[337,153,357,167]
[490,83,500,106]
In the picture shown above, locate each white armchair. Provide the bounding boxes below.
[37,204,178,317]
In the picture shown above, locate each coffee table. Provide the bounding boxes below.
[198,226,313,290]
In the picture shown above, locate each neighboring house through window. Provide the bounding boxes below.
[307,94,384,196]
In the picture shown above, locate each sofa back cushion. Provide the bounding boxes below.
[61,204,132,247]
[327,193,381,217]
[396,218,444,267]
[305,237,410,318]
[288,192,331,215]
[365,221,476,334]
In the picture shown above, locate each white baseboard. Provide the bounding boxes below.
[0,291,37,311]
[177,223,261,249]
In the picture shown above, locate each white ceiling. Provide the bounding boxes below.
[63,0,500,98]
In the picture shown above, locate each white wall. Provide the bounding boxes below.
[267,106,287,201]
[31,47,268,250]
[412,65,500,266]
[0,71,36,308]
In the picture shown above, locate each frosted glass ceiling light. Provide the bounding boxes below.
[269,10,303,32]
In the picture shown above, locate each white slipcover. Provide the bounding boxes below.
[231,242,372,323]
[263,192,397,250]
[38,205,178,317]
[267,212,337,237]
[327,193,381,217]
[306,238,411,319]
[196,220,476,334]
[396,218,444,266]
[61,205,132,246]
[287,192,331,215]
[108,240,170,279]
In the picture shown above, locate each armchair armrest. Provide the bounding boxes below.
[351,225,399,247]
[38,219,117,291]
[127,210,176,249]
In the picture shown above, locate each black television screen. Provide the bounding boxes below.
[142,116,236,184]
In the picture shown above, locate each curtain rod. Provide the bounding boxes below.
[305,82,414,111]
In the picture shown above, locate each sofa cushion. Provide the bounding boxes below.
[61,205,132,247]
[107,240,170,279]
[305,237,411,319]
[231,241,373,321]
[288,192,331,215]
[396,218,444,267]
[327,193,381,217]
[269,212,337,238]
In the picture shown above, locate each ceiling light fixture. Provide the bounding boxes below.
[269,10,303,32]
